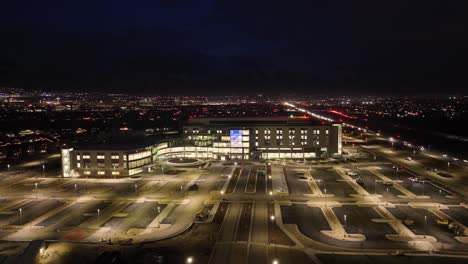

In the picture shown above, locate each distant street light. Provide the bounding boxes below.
[35,182,38,199]
[42,164,45,177]
[424,215,427,237]
[422,181,425,196]
[272,260,279,264]
[447,162,450,172]
[344,214,347,237]
[19,208,23,225]
[186,257,193,264]
[7,164,10,171]
[270,215,275,221]
[74,183,77,193]
[97,209,100,226]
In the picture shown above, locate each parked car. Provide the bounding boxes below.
[383,181,393,186]
[346,171,358,176]
[448,223,464,235]
[437,219,449,226]
[355,177,364,186]
[403,219,414,226]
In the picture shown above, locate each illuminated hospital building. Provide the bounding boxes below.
[61,118,342,177]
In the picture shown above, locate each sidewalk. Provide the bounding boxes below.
[272,165,288,195]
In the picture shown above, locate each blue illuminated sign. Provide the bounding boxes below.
[230,130,243,147]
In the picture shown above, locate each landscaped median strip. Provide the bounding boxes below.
[426,207,468,243]
[335,168,369,197]
[302,170,327,197]
[368,169,428,199]
[372,205,437,245]
[305,200,366,242]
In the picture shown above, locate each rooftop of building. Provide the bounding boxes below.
[73,130,171,151]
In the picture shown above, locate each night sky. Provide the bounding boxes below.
[1,0,467,95]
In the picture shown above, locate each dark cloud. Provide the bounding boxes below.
[0,0,467,94]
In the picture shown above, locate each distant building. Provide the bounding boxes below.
[61,118,342,177]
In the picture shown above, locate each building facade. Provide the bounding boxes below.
[61,118,342,177]
[181,118,342,160]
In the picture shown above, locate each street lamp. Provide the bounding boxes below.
[422,180,425,196]
[7,164,10,171]
[74,183,77,193]
[19,208,23,225]
[344,214,347,237]
[42,164,45,177]
[424,215,427,237]
[374,179,377,195]
[97,209,100,226]
[186,257,193,264]
[272,260,279,264]
[35,182,38,199]
[270,215,275,221]
[447,162,450,172]
[413,150,416,157]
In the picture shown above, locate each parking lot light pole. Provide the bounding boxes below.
[19,208,22,225]
[42,164,45,177]
[424,215,427,237]
[7,164,10,171]
[447,162,450,172]
[344,214,347,237]
[97,209,100,226]
[422,181,425,196]
[35,182,38,199]
[74,183,77,193]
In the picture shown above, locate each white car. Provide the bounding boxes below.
[346,171,358,176]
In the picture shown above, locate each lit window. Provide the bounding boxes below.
[111,171,120,175]
[77,162,81,168]
[84,171,91,175]
[98,171,105,175]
